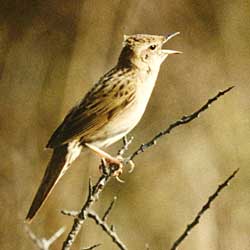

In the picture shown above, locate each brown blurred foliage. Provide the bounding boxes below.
[0,0,250,249]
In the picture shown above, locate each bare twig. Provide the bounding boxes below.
[25,225,65,250]
[62,163,122,250]
[61,210,79,217]
[82,243,101,250]
[88,210,127,250]
[170,168,239,250]
[61,197,121,249]
[118,135,134,156]
[102,196,117,221]
[61,86,234,250]
[127,86,234,162]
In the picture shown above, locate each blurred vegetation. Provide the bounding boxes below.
[0,0,250,249]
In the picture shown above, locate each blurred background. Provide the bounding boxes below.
[0,0,250,249]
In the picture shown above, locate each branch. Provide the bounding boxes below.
[25,225,65,250]
[61,196,124,249]
[102,196,117,222]
[62,175,109,249]
[170,168,239,250]
[88,210,126,250]
[61,86,234,250]
[62,163,125,250]
[117,136,134,156]
[61,135,134,249]
[82,243,101,250]
[127,86,234,161]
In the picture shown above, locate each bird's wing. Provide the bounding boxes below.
[47,76,136,148]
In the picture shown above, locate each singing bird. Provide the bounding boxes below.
[25,33,181,222]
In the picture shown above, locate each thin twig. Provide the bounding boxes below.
[118,135,134,156]
[170,168,239,250]
[61,210,79,217]
[61,86,234,250]
[102,196,117,222]
[128,86,234,162]
[61,197,120,248]
[62,162,121,250]
[25,225,65,250]
[88,210,127,250]
[47,227,66,247]
[82,243,101,250]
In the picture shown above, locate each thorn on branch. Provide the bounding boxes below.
[88,210,127,250]
[128,86,235,161]
[62,163,115,249]
[102,196,117,222]
[123,135,128,145]
[61,87,235,250]
[82,243,102,250]
[110,224,115,232]
[170,168,239,250]
[88,177,93,198]
[118,135,134,156]
[61,210,79,217]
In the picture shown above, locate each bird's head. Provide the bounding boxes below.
[118,33,181,71]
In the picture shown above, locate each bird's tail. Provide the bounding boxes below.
[25,142,82,223]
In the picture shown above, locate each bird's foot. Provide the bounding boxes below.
[85,143,125,182]
[101,156,125,183]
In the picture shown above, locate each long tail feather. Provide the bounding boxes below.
[25,142,82,223]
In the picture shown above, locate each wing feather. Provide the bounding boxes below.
[47,70,136,148]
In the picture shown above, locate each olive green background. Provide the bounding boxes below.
[1,0,250,249]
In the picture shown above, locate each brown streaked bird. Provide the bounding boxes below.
[25,32,181,223]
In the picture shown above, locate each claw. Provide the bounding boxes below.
[110,161,124,179]
[115,176,125,183]
[86,143,125,179]
[127,160,135,173]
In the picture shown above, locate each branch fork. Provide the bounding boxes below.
[26,86,236,250]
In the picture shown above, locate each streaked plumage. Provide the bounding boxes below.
[26,33,181,222]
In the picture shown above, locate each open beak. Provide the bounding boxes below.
[162,49,182,54]
[165,32,180,42]
[162,32,182,55]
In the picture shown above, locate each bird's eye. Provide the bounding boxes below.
[149,45,157,50]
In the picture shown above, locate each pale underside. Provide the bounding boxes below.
[47,64,161,149]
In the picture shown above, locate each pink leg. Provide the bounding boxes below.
[85,143,121,164]
[85,143,127,182]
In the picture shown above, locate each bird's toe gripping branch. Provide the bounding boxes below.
[85,143,134,182]
[100,157,124,183]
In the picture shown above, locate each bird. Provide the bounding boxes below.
[25,32,181,223]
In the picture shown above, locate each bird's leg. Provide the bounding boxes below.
[85,143,124,181]
[85,143,121,164]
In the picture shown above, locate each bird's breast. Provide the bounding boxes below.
[108,69,160,135]
[88,68,160,148]
[136,69,159,110]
